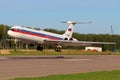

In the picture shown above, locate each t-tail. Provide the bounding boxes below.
[62,21,92,40]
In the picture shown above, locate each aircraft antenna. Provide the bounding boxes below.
[111,25,113,35]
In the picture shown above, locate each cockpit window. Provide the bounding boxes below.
[10,28,15,31]
[10,28,21,31]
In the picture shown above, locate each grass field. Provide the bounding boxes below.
[0,49,120,55]
[11,70,120,80]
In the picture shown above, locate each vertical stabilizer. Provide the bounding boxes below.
[63,21,76,39]
[62,21,92,40]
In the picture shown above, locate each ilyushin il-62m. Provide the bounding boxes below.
[7,21,116,52]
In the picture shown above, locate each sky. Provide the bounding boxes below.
[0,0,120,34]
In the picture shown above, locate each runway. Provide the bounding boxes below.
[0,55,120,80]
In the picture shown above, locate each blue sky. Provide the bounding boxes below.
[0,0,120,34]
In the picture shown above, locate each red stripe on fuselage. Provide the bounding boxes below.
[13,30,63,40]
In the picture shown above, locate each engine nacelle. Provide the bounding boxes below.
[69,38,73,41]
[64,37,78,41]
[71,38,78,41]
[64,38,68,40]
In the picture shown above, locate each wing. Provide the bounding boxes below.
[44,40,116,47]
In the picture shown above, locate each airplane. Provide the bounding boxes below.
[7,21,116,52]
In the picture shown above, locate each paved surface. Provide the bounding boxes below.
[0,55,120,80]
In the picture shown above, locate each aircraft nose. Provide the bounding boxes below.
[7,30,12,36]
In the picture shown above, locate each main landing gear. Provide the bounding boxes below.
[55,44,62,52]
[36,44,62,52]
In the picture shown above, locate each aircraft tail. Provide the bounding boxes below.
[62,21,92,40]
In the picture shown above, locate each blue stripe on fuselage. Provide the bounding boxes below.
[14,28,64,40]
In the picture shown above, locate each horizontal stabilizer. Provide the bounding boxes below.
[61,21,92,24]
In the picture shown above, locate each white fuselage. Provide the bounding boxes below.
[7,26,65,43]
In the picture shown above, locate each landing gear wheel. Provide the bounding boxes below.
[55,44,62,52]
[55,47,61,52]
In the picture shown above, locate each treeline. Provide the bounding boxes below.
[0,24,9,40]
[0,24,120,50]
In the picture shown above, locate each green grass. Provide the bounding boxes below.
[11,70,120,80]
[0,49,119,56]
